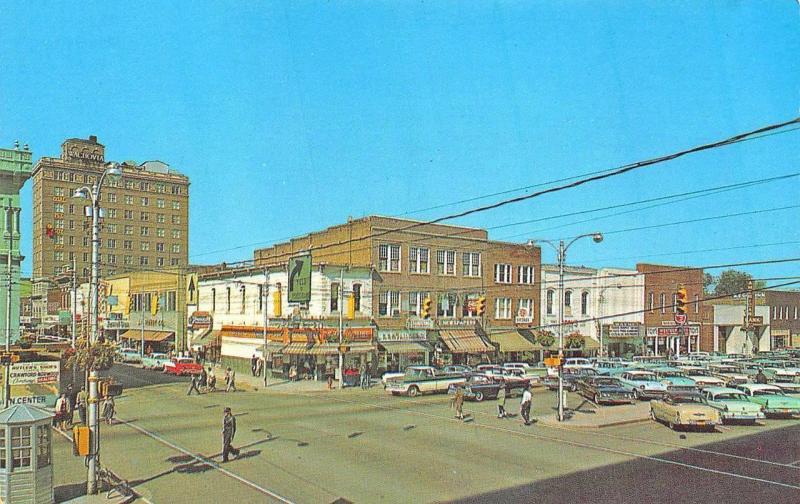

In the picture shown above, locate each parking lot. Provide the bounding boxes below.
[52,364,800,503]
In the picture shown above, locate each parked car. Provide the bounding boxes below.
[116,347,142,364]
[707,364,750,386]
[544,367,599,392]
[563,358,593,370]
[735,384,800,417]
[384,366,464,397]
[700,387,765,424]
[650,392,721,431]
[594,360,630,376]
[163,357,203,376]
[447,374,502,401]
[652,367,699,393]
[768,376,800,394]
[676,366,727,389]
[619,370,668,400]
[576,376,635,405]
[381,368,408,385]
[442,365,473,376]
[141,353,171,370]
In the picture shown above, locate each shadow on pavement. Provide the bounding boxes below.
[54,482,86,503]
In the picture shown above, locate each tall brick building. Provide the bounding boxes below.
[31,136,190,281]
[765,290,800,348]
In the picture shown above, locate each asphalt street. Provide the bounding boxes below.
[52,364,800,504]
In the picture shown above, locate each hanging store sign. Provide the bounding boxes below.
[607,322,641,338]
[377,329,427,342]
[646,326,700,337]
[287,253,312,303]
[406,318,435,330]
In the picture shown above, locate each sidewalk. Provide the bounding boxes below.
[538,400,651,429]
[209,364,365,393]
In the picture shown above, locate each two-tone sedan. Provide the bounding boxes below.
[619,370,668,400]
[700,387,765,424]
[576,376,635,405]
[708,364,750,386]
[141,352,171,370]
[650,392,721,431]
[116,347,142,364]
[652,366,699,394]
[447,373,502,402]
[677,366,727,389]
[736,384,800,418]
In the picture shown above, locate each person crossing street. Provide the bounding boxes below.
[520,386,533,426]
[221,407,240,462]
[187,373,201,395]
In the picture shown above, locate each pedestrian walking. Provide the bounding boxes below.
[221,407,240,463]
[207,368,217,392]
[359,362,368,389]
[54,394,69,430]
[187,374,201,395]
[520,386,533,426]
[199,368,208,389]
[225,367,236,392]
[102,395,115,425]
[76,386,88,425]
[451,386,465,420]
[66,384,76,426]
[250,353,258,377]
[497,385,507,418]
[364,362,371,389]
[326,362,334,390]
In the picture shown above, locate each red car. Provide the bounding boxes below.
[163,357,203,376]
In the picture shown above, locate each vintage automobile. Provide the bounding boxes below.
[442,365,473,376]
[676,366,727,388]
[768,376,800,394]
[163,357,203,376]
[544,367,599,392]
[594,360,630,376]
[116,347,142,364]
[141,353,172,370]
[503,362,548,379]
[707,364,750,386]
[700,387,765,424]
[619,370,669,400]
[384,366,464,397]
[652,367,699,393]
[576,376,635,405]
[447,373,502,401]
[736,384,800,417]
[650,392,721,431]
[562,358,594,370]
[481,367,534,390]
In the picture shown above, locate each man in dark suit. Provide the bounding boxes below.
[221,407,240,462]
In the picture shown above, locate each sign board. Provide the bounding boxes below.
[437,319,478,328]
[406,318,435,330]
[674,313,687,326]
[186,273,199,305]
[377,329,427,342]
[744,315,764,327]
[0,361,60,407]
[607,322,642,338]
[515,316,533,324]
[544,357,561,367]
[190,311,212,329]
[287,254,312,303]
[646,326,700,338]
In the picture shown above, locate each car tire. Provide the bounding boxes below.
[475,391,484,402]
[408,386,420,398]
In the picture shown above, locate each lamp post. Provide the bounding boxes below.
[263,268,269,387]
[73,161,122,495]
[529,232,603,422]
[596,282,623,358]
[3,201,19,409]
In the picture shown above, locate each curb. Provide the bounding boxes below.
[538,416,651,429]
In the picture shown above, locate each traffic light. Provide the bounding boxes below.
[346,293,355,320]
[676,286,687,315]
[475,296,486,316]
[272,290,282,317]
[150,293,159,315]
[420,297,432,319]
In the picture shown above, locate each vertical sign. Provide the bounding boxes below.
[186,273,198,305]
[288,253,312,303]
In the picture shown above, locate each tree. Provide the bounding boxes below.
[713,269,766,297]
[703,272,715,296]
[63,338,116,372]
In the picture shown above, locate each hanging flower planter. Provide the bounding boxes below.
[536,331,555,348]
[565,332,586,349]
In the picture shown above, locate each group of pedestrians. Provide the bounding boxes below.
[250,354,265,377]
[54,384,115,429]
[188,366,237,395]
[452,384,535,425]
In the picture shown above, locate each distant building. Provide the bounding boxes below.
[764,290,800,348]
[31,136,190,280]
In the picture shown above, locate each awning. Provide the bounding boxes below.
[192,327,216,347]
[346,342,377,354]
[439,329,494,353]
[489,330,537,353]
[282,342,315,355]
[308,343,338,355]
[306,342,377,355]
[566,336,601,350]
[119,329,174,342]
[263,342,286,353]
[379,341,432,354]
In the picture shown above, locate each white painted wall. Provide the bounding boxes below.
[713,304,771,354]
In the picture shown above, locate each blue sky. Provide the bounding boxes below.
[2,1,799,284]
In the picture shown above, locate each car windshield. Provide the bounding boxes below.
[752,389,780,396]
[630,374,657,382]
[671,395,701,404]
[595,378,619,386]
[714,393,747,401]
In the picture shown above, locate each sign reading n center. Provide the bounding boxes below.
[0,361,61,407]
[288,253,312,303]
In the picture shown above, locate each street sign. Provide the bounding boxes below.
[186,273,199,305]
[544,357,561,367]
[287,253,312,303]
[674,313,687,326]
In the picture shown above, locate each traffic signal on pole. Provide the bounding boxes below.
[346,294,355,320]
[272,290,282,317]
[420,298,432,319]
[151,293,159,315]
[676,286,687,315]
[476,296,486,316]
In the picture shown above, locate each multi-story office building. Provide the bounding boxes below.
[31,136,190,281]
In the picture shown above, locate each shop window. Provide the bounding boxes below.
[438,293,457,317]
[330,282,339,312]
[546,290,554,315]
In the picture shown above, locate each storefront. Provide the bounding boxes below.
[487,329,538,362]
[117,329,175,353]
[377,329,431,373]
[602,322,644,358]
[436,320,495,367]
[645,324,701,357]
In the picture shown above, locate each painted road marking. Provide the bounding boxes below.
[116,418,295,504]
[322,395,800,491]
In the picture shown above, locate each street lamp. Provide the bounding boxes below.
[72,161,121,495]
[529,232,603,422]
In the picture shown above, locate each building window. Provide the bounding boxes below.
[462,252,481,277]
[141,197,149,206]
[172,215,181,224]
[157,199,165,208]
[54,203,65,213]
[172,230,181,239]
[156,242,164,252]
[106,224,117,234]
[139,256,148,266]
[694,294,700,313]
[649,292,654,312]
[123,240,132,250]
[379,291,400,317]
[172,200,181,210]
[211,288,216,312]
[11,426,31,468]
[53,187,65,196]
[330,282,339,312]
[494,264,512,283]
[124,255,132,265]
[353,283,361,311]
[240,286,246,314]
[157,214,165,223]
[37,424,51,468]
[660,293,666,314]
[518,265,535,285]
[107,208,117,218]
[140,226,149,236]
[141,242,150,251]
[172,244,180,253]
[156,257,164,267]
[564,291,573,309]
[581,291,589,316]
[124,195,133,205]
[438,293,457,317]
[157,228,165,237]
[495,298,511,320]
[546,290,554,315]
[409,291,428,316]
[226,287,231,313]
[108,193,116,203]
[518,298,533,318]
[170,258,179,266]
[409,247,430,274]
[462,294,480,318]
[672,293,678,313]
[436,250,456,275]
[141,211,149,221]
[378,244,401,272]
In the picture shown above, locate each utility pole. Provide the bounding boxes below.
[71,258,78,389]
[338,268,344,390]
[557,240,565,422]
[4,202,14,409]
[263,267,269,387]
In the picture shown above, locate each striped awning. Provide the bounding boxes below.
[282,342,315,355]
[489,330,537,353]
[119,329,174,342]
[439,329,494,354]
[379,341,432,354]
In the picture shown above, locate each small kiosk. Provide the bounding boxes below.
[0,405,54,504]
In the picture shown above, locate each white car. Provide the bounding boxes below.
[563,358,593,370]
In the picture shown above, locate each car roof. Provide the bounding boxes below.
[739,383,781,391]
[624,370,655,375]
[703,386,744,395]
